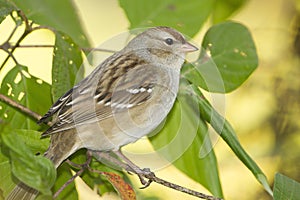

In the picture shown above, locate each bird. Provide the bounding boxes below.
[7,26,198,200]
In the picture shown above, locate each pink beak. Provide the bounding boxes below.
[181,42,198,52]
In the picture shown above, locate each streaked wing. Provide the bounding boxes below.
[38,51,120,125]
[41,55,160,136]
[38,88,74,124]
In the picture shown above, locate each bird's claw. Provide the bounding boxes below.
[136,168,155,188]
[139,179,153,189]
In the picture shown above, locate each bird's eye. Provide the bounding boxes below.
[165,38,173,45]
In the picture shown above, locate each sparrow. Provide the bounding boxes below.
[7,26,198,200]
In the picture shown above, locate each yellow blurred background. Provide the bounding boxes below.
[1,0,300,199]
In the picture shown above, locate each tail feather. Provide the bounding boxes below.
[6,183,38,200]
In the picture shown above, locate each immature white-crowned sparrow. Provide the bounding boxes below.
[8,26,198,200]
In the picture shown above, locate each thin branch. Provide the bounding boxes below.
[4,49,19,65]
[16,45,117,54]
[142,173,222,200]
[0,12,32,70]
[6,23,19,42]
[0,93,42,121]
[91,151,222,200]
[54,152,92,198]
[53,167,85,199]
[16,44,55,48]
[0,17,19,64]
[0,11,114,69]
[0,11,55,70]
[82,47,116,53]
[17,10,30,31]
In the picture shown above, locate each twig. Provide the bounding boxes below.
[0,11,55,70]
[142,173,222,200]
[6,24,19,42]
[16,45,116,54]
[0,93,42,121]
[17,10,30,31]
[0,11,115,69]
[91,151,222,200]
[82,47,116,53]
[0,17,20,65]
[53,167,85,199]
[53,152,93,198]
[5,50,19,65]
[0,10,32,70]
[16,44,55,48]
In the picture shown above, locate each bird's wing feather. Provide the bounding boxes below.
[38,51,118,124]
[38,88,74,124]
[41,55,162,136]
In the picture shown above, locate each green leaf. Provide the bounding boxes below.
[11,0,90,47]
[274,173,300,200]
[149,82,223,197]
[0,65,51,198]
[52,31,84,101]
[190,85,273,195]
[0,129,49,199]
[212,0,247,23]
[182,21,258,93]
[1,129,55,196]
[0,65,52,131]
[119,0,214,37]
[5,129,49,154]
[36,194,52,200]
[0,149,14,199]
[0,0,17,23]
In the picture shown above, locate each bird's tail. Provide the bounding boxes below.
[6,183,38,200]
[6,129,81,200]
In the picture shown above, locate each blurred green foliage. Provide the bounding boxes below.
[0,0,299,199]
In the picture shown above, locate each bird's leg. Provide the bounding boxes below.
[91,150,155,188]
[91,150,127,171]
[114,150,153,175]
[113,150,155,188]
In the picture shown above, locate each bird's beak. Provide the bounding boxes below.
[181,42,198,52]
